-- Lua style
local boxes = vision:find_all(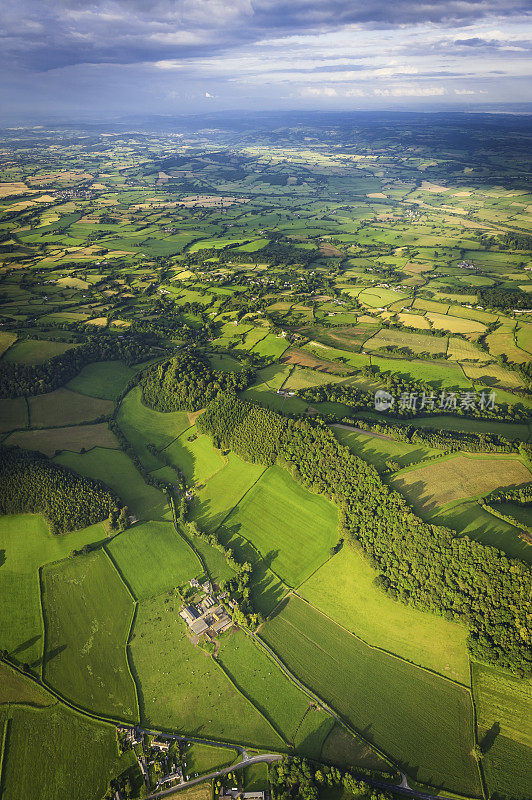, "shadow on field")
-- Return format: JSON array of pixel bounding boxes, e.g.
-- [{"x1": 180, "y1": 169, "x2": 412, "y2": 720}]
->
[
  {"x1": 0, "y1": 549, "x2": 5, "y2": 568},
  {"x1": 480, "y1": 722, "x2": 500, "y2": 754},
  {"x1": 10, "y1": 634, "x2": 41, "y2": 659}
]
